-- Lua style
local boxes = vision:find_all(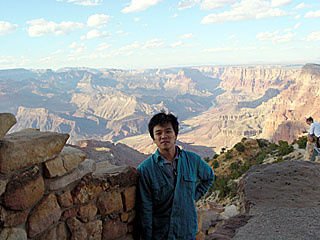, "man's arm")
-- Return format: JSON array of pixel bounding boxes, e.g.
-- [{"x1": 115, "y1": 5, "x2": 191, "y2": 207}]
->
[
  {"x1": 195, "y1": 156, "x2": 214, "y2": 200},
  {"x1": 137, "y1": 168, "x2": 153, "y2": 240}
]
